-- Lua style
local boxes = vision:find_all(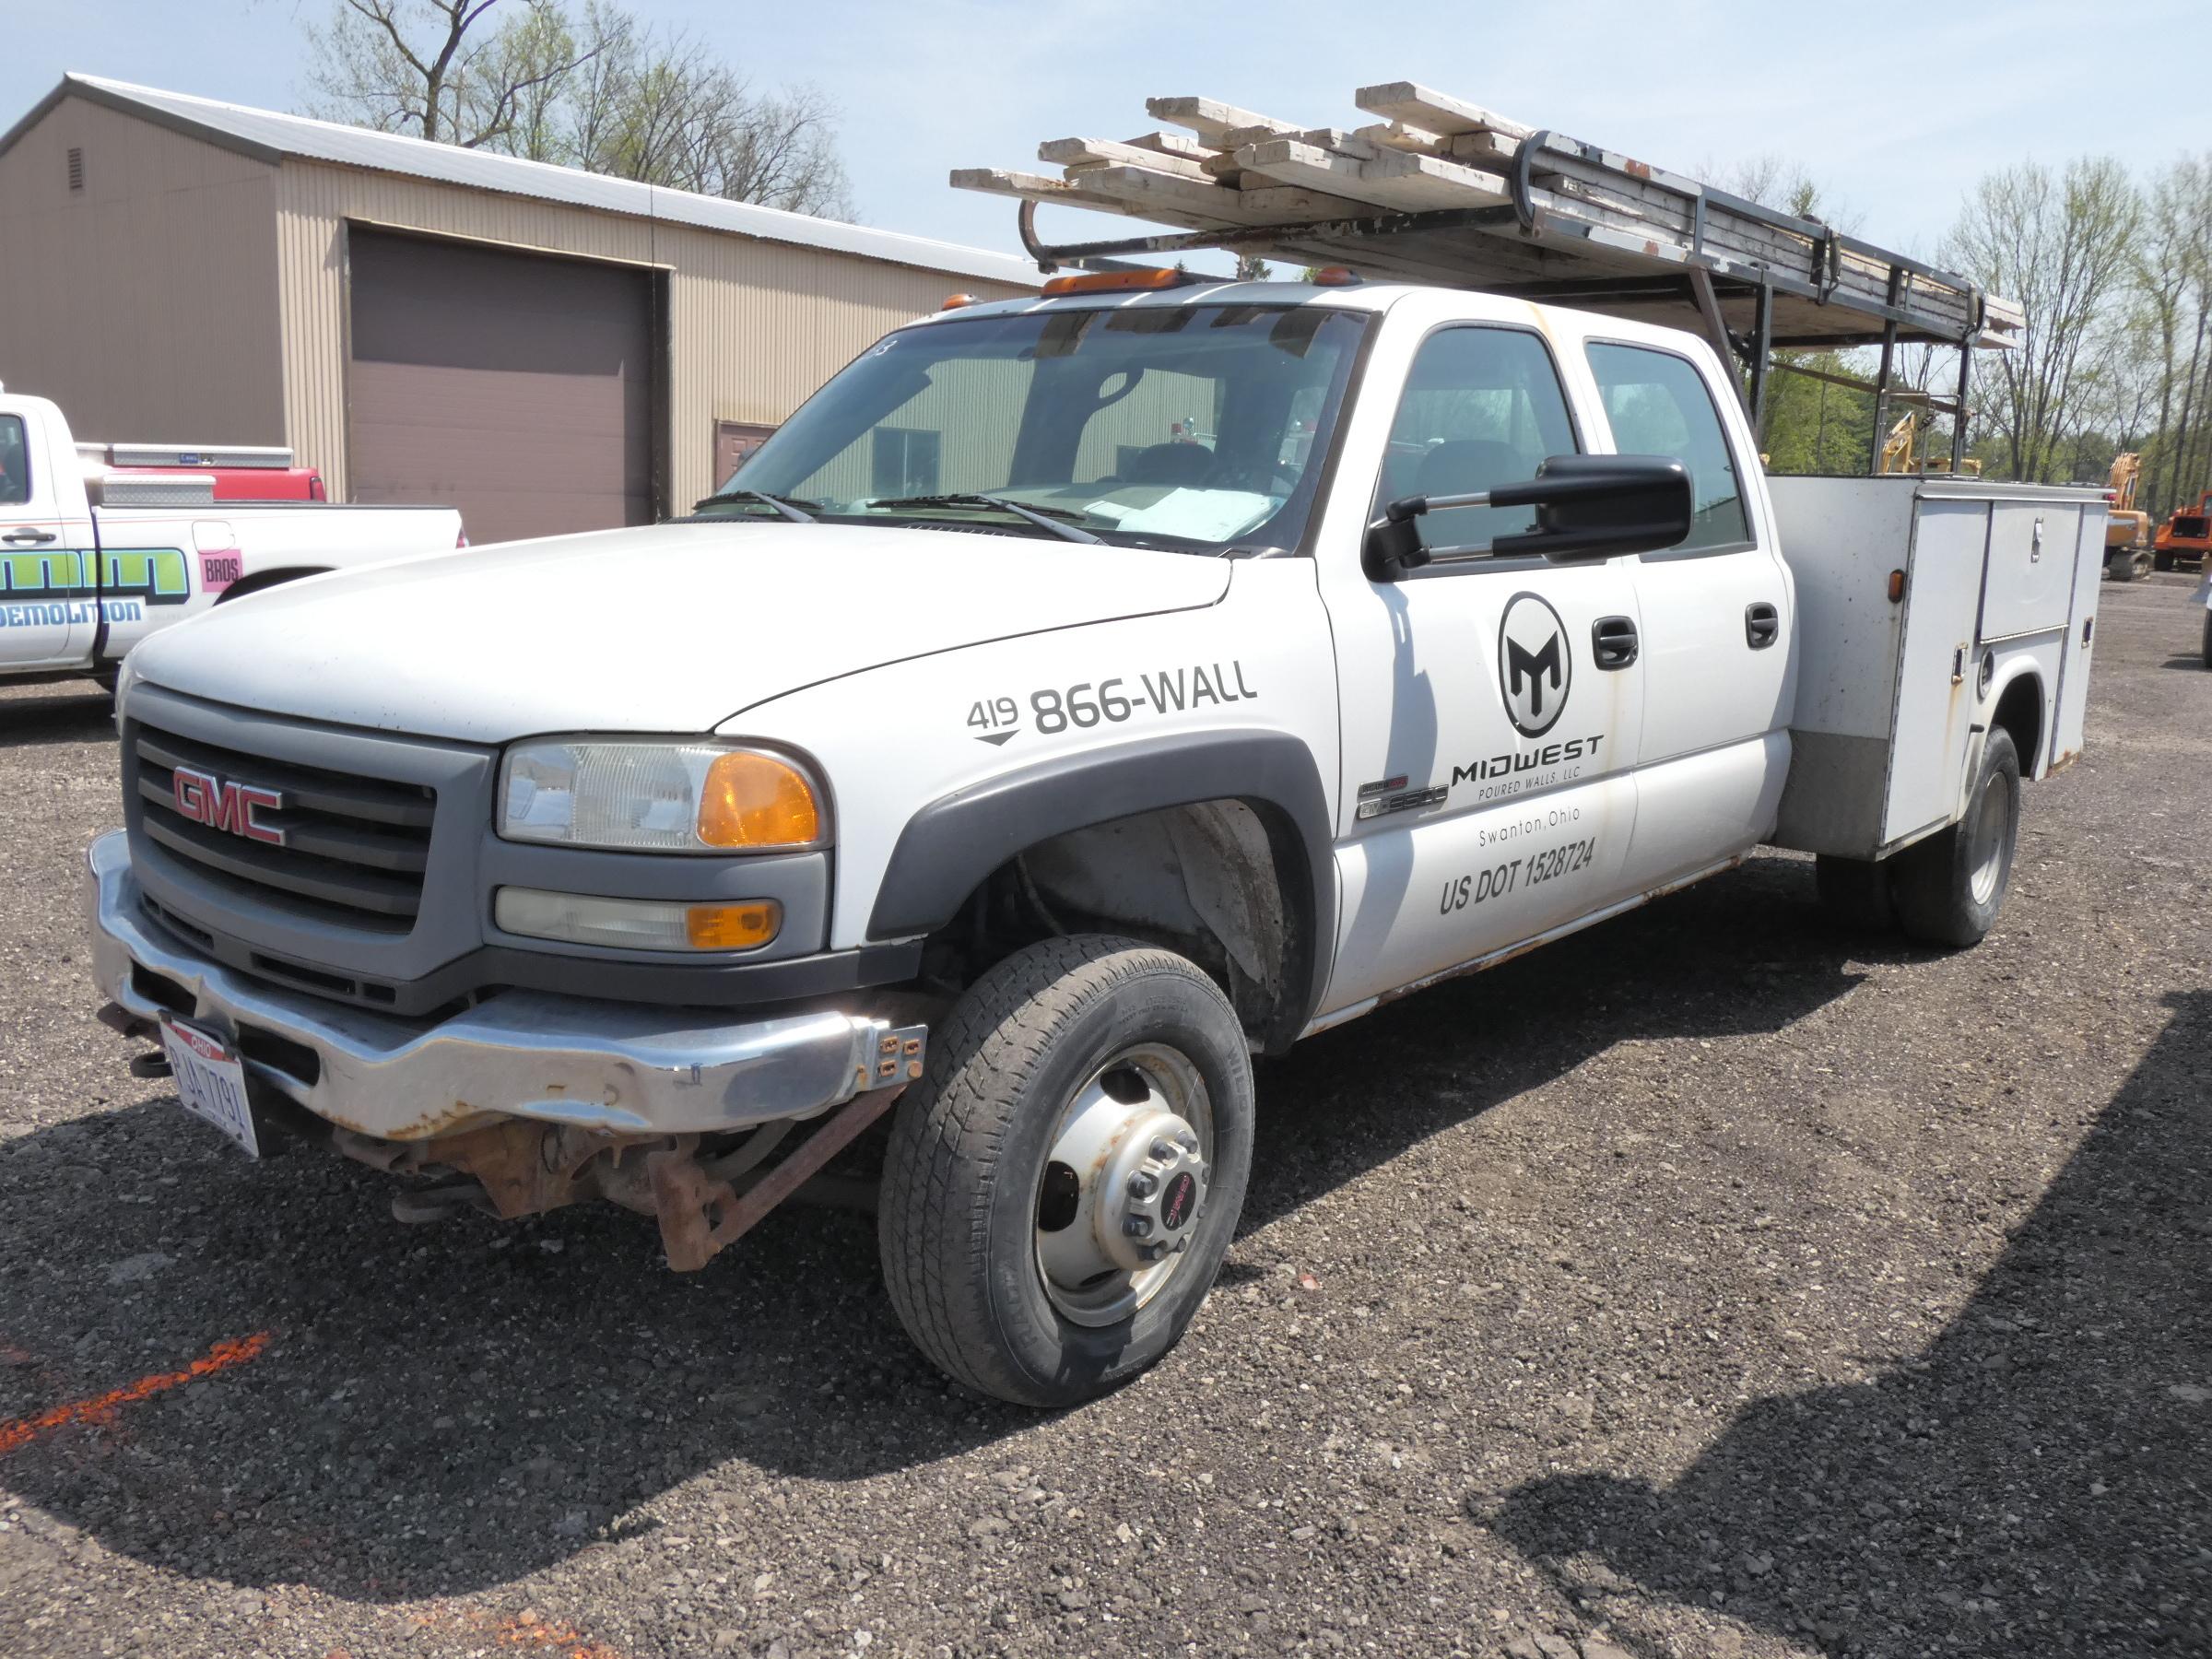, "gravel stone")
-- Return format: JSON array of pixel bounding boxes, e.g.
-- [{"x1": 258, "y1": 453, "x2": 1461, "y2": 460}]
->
[{"x1": 0, "y1": 575, "x2": 2206, "y2": 1658}]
